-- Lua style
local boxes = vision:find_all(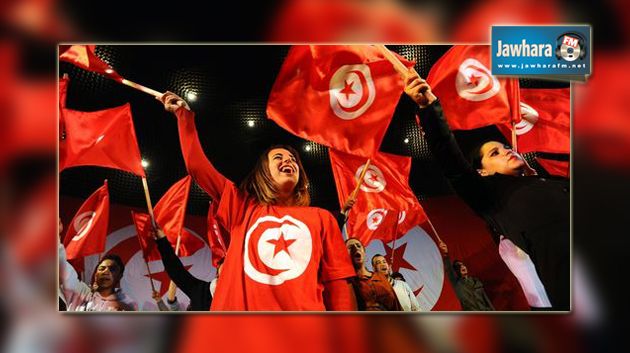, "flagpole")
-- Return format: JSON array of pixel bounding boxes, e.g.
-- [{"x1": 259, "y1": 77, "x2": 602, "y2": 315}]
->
[
  {"x1": 141, "y1": 176, "x2": 157, "y2": 227},
  {"x1": 134, "y1": 231, "x2": 157, "y2": 293},
  {"x1": 389, "y1": 211, "x2": 400, "y2": 268},
  {"x1": 511, "y1": 121, "x2": 519, "y2": 153},
  {"x1": 375, "y1": 45, "x2": 409, "y2": 77},
  {"x1": 425, "y1": 216, "x2": 443, "y2": 244},
  {"x1": 121, "y1": 79, "x2": 163, "y2": 98},
  {"x1": 343, "y1": 159, "x2": 371, "y2": 216}
]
